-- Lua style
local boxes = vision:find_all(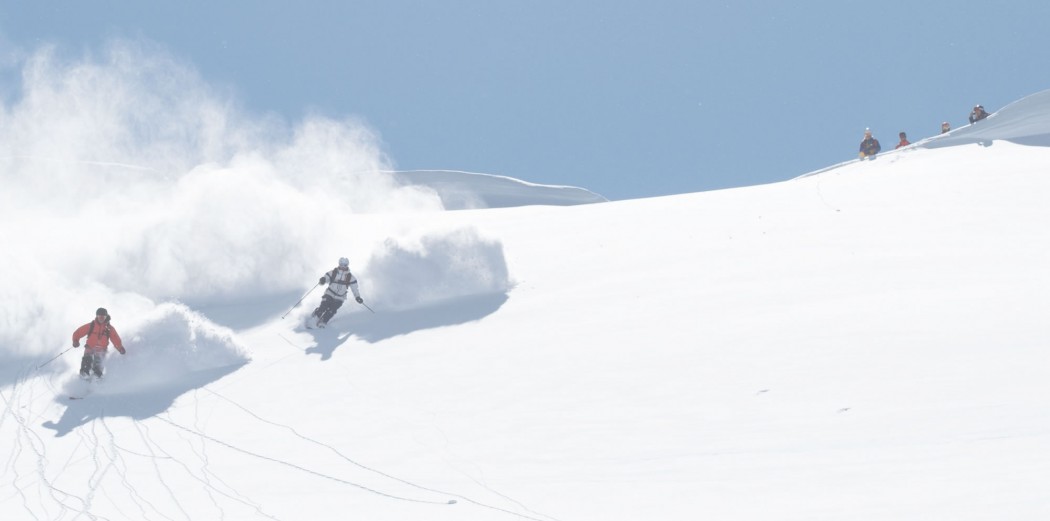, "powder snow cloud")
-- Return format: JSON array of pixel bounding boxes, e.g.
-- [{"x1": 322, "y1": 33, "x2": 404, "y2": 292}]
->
[{"x1": 0, "y1": 40, "x2": 450, "y2": 356}]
